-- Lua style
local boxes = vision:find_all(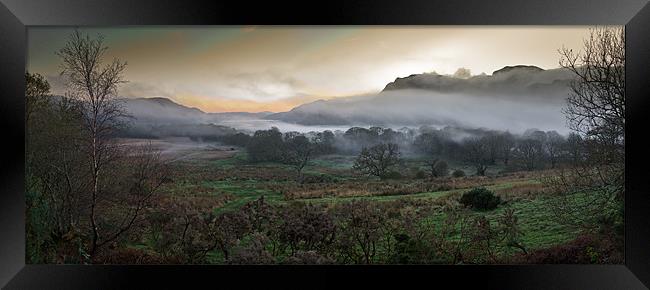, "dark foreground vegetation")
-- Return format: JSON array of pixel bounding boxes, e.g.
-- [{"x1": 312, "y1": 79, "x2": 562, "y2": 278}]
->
[{"x1": 26, "y1": 27, "x2": 624, "y2": 264}]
